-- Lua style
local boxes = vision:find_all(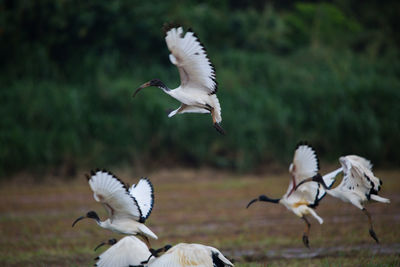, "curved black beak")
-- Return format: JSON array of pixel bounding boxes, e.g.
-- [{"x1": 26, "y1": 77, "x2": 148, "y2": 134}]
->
[
  {"x1": 94, "y1": 242, "x2": 105, "y2": 251},
  {"x1": 247, "y1": 195, "x2": 280, "y2": 208},
  {"x1": 133, "y1": 81, "x2": 151, "y2": 97},
  {"x1": 72, "y1": 216, "x2": 85, "y2": 227},
  {"x1": 94, "y1": 238, "x2": 117, "y2": 251},
  {"x1": 246, "y1": 198, "x2": 259, "y2": 209}
]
